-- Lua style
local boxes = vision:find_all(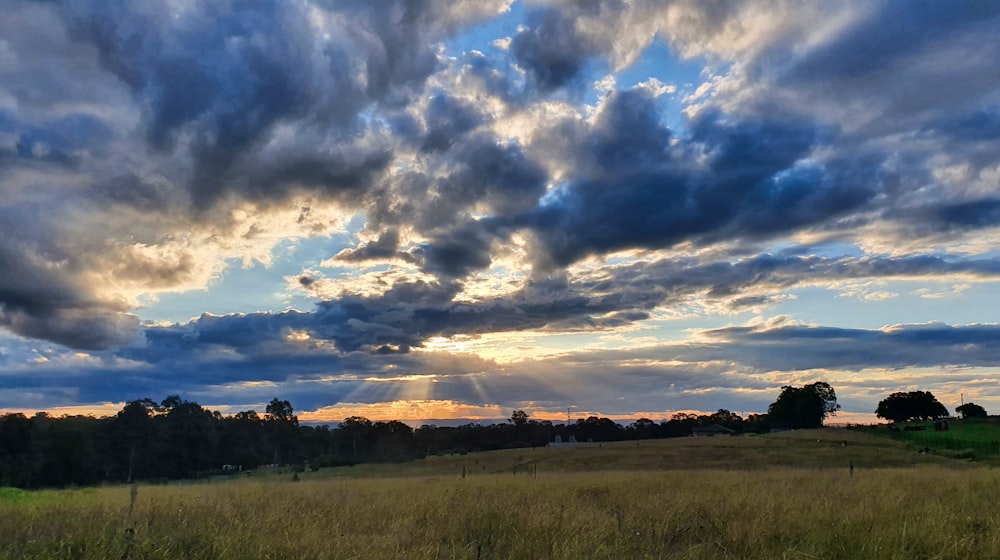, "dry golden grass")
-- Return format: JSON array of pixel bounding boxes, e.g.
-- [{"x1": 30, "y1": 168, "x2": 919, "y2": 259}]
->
[{"x1": 2, "y1": 430, "x2": 998, "y2": 560}]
